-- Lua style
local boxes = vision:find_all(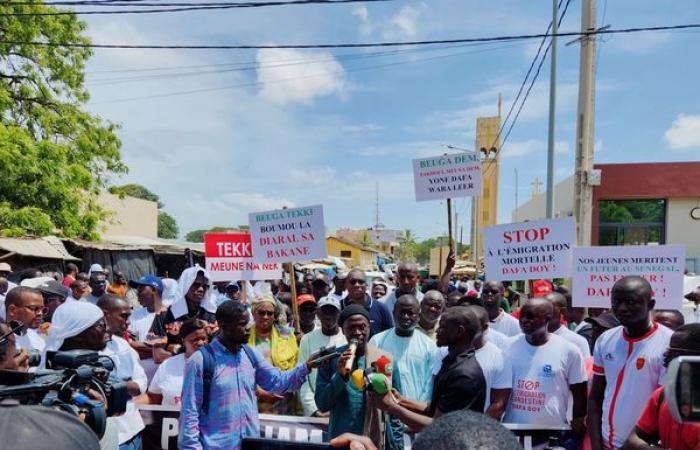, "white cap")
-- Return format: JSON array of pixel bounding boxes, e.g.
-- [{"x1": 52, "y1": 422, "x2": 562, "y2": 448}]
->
[
  {"x1": 89, "y1": 263, "x2": 104, "y2": 275},
  {"x1": 0, "y1": 262, "x2": 11, "y2": 272},
  {"x1": 317, "y1": 296, "x2": 341, "y2": 310}
]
